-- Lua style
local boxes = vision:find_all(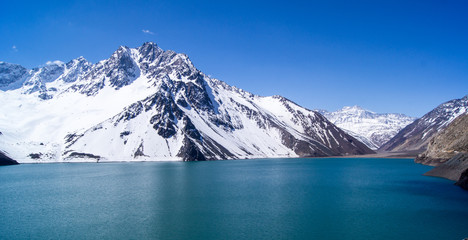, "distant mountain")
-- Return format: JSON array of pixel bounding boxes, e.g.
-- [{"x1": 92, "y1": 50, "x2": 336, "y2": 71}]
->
[
  {"x1": 380, "y1": 95, "x2": 468, "y2": 153},
  {"x1": 0, "y1": 42, "x2": 373, "y2": 163},
  {"x1": 318, "y1": 106, "x2": 415, "y2": 150}
]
